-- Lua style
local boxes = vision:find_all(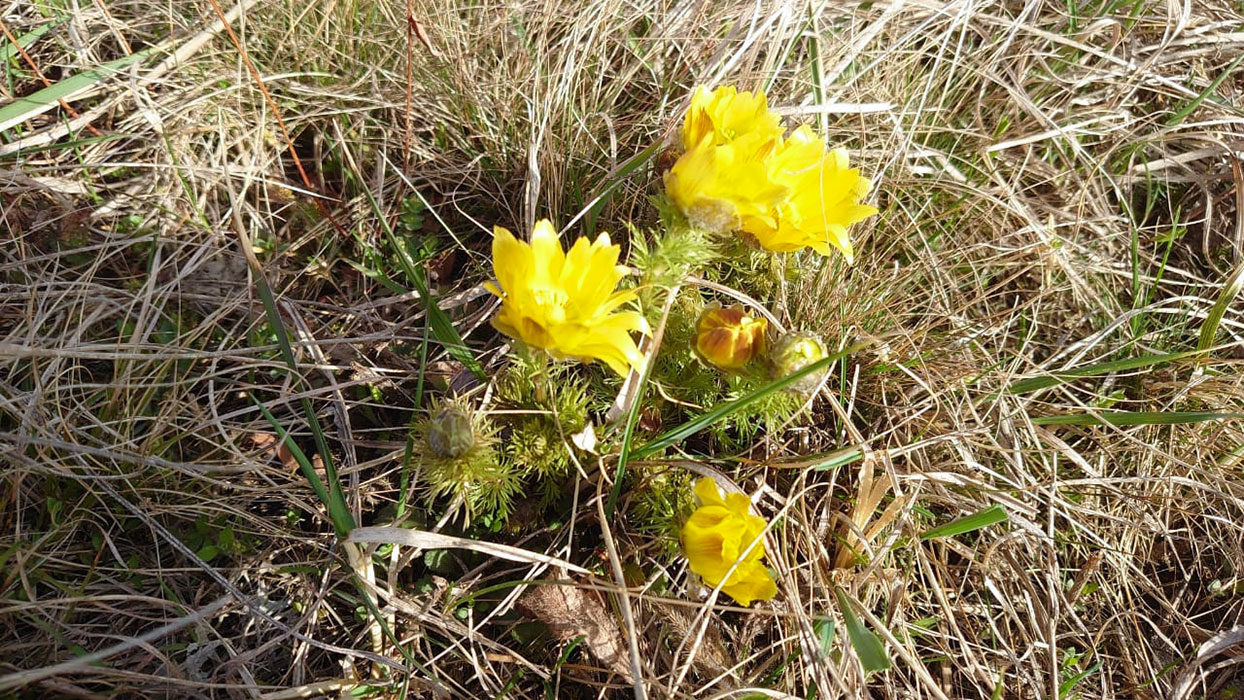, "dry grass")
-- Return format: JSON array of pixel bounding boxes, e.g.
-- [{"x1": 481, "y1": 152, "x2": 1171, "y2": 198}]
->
[{"x1": 3, "y1": 0, "x2": 1244, "y2": 698}]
